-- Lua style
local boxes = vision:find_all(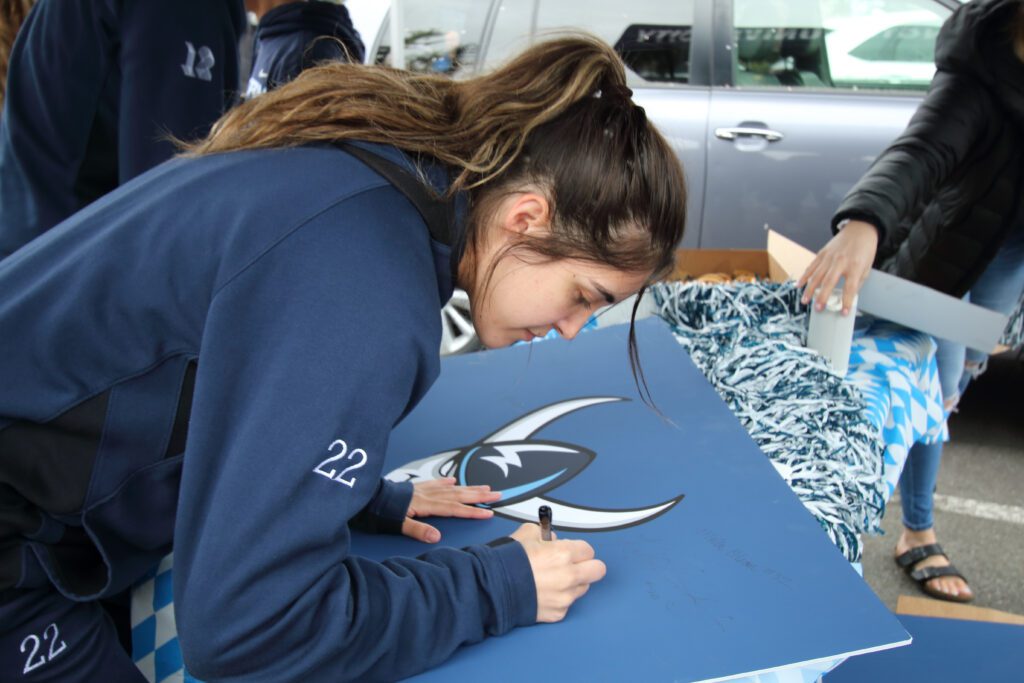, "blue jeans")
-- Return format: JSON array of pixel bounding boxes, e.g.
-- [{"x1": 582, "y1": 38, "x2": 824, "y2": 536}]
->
[{"x1": 900, "y1": 226, "x2": 1024, "y2": 530}]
